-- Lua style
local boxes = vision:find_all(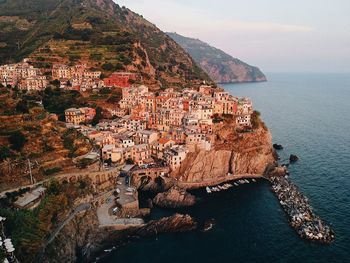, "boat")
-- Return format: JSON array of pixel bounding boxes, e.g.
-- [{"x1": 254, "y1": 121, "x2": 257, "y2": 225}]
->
[
  {"x1": 244, "y1": 179, "x2": 249, "y2": 184},
  {"x1": 234, "y1": 182, "x2": 239, "y2": 186},
  {"x1": 252, "y1": 179, "x2": 256, "y2": 182},
  {"x1": 206, "y1": 187, "x2": 212, "y2": 194},
  {"x1": 202, "y1": 219, "x2": 215, "y2": 232},
  {"x1": 212, "y1": 187, "x2": 218, "y2": 192}
]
